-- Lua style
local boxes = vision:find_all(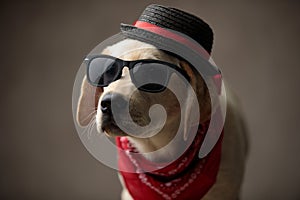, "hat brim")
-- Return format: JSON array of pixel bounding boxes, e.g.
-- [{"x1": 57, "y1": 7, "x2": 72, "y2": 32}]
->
[{"x1": 120, "y1": 23, "x2": 220, "y2": 77}]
